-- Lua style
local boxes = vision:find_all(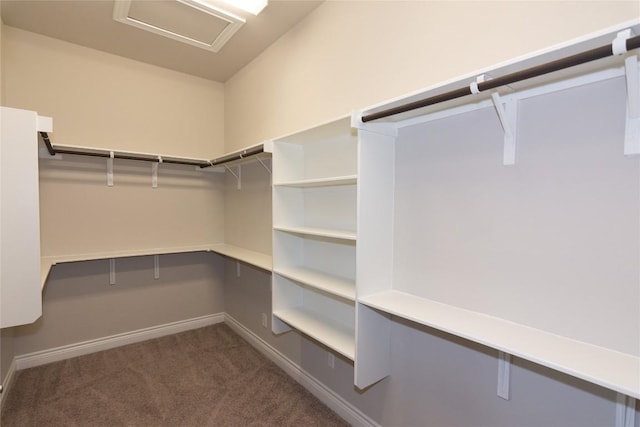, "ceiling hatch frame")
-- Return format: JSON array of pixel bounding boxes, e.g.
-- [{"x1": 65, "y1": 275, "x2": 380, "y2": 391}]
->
[{"x1": 113, "y1": 0, "x2": 245, "y2": 53}]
